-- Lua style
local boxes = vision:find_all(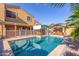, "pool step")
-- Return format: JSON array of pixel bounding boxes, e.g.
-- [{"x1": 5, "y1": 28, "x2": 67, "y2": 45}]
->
[
  {"x1": 13, "y1": 40, "x2": 29, "y2": 51},
  {"x1": 13, "y1": 40, "x2": 34, "y2": 55},
  {"x1": 13, "y1": 40, "x2": 29, "y2": 54}
]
